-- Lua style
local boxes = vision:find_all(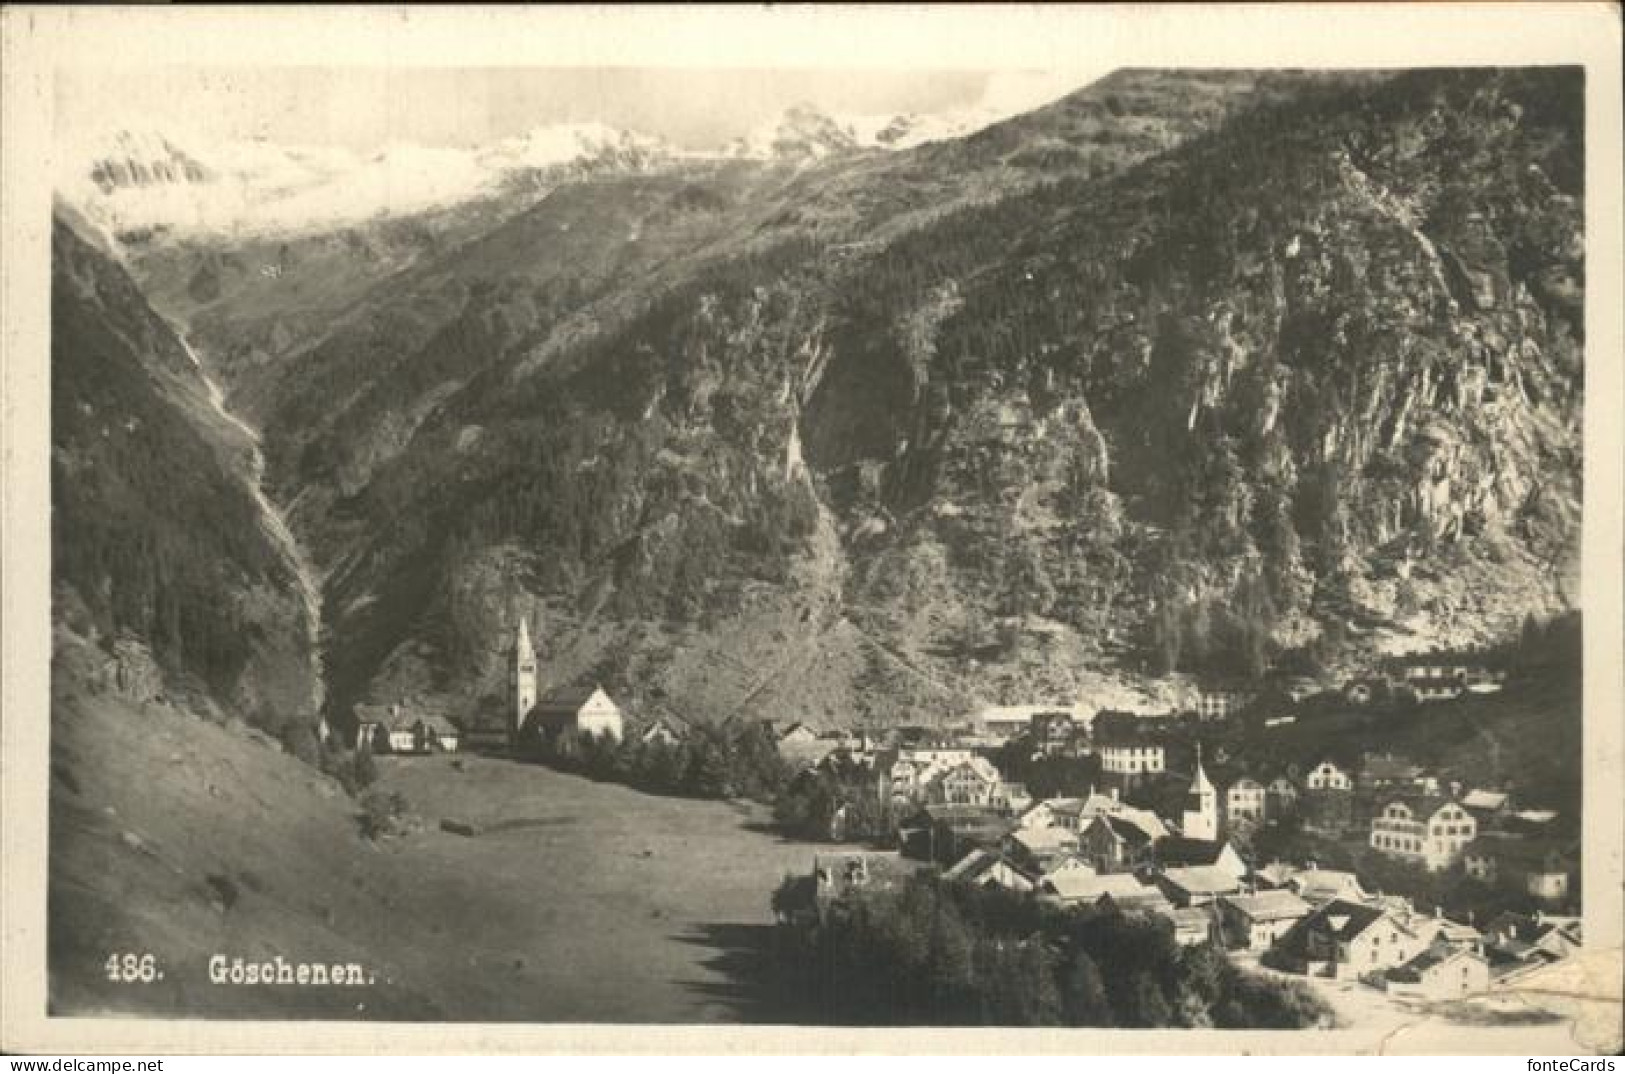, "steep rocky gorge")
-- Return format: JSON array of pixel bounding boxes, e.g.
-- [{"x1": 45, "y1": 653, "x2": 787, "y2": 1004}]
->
[{"x1": 51, "y1": 219, "x2": 322, "y2": 727}]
